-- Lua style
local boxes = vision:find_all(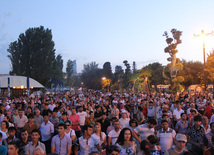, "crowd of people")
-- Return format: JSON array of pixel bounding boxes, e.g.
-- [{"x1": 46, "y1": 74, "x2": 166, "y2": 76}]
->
[{"x1": 0, "y1": 89, "x2": 214, "y2": 155}]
